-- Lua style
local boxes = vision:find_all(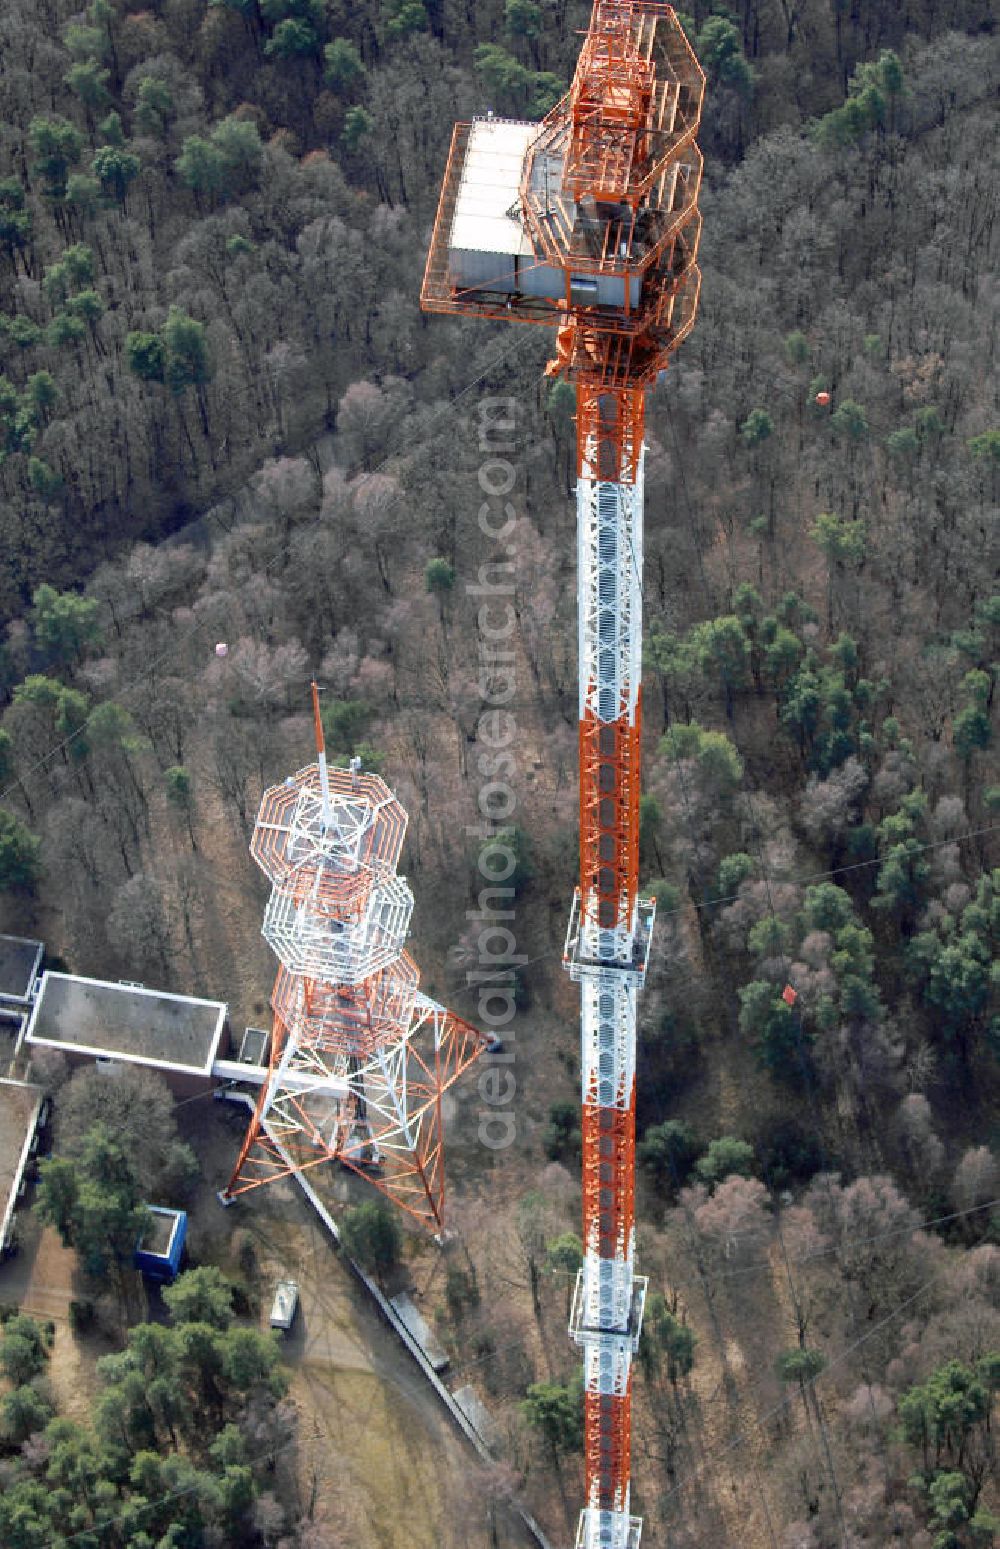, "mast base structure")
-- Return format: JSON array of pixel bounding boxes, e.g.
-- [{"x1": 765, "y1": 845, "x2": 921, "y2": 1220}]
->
[
  {"x1": 222, "y1": 685, "x2": 488, "y2": 1235},
  {"x1": 422, "y1": 4, "x2": 705, "y2": 1542}
]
